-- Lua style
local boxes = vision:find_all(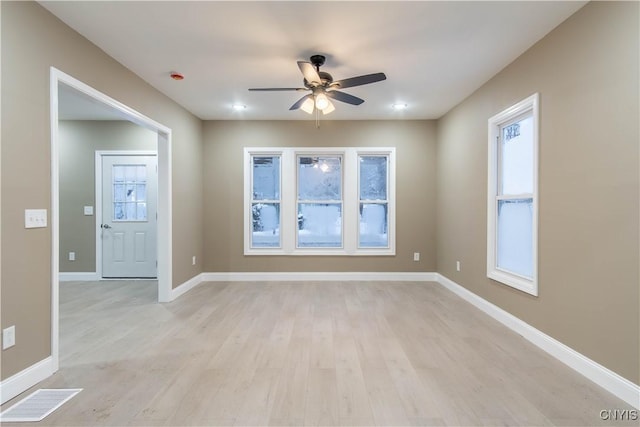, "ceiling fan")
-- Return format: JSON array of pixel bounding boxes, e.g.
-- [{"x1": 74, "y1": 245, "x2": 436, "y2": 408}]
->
[{"x1": 248, "y1": 55, "x2": 386, "y2": 115}]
